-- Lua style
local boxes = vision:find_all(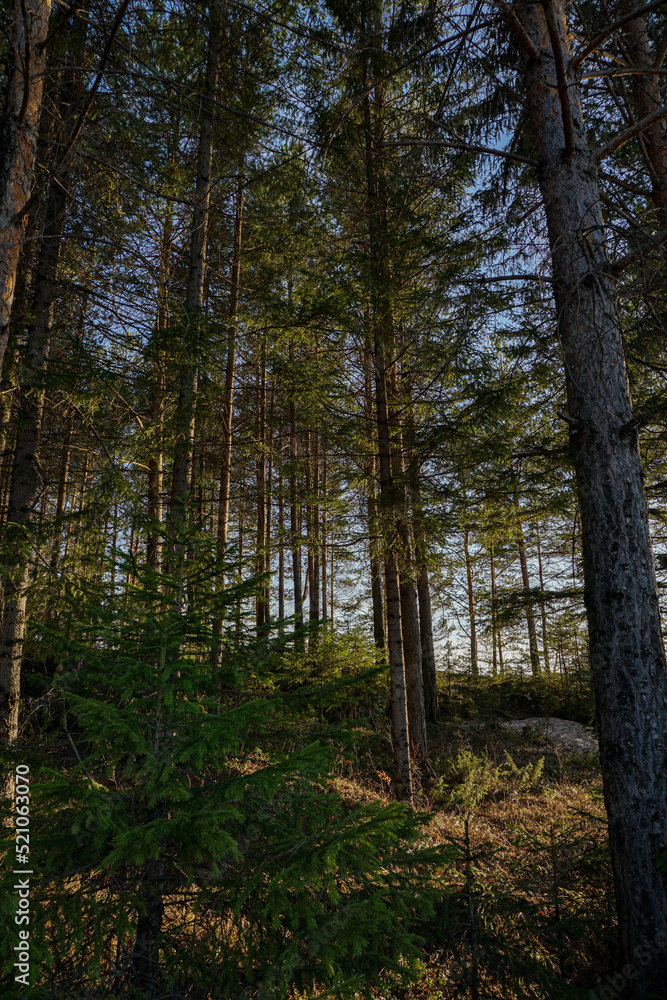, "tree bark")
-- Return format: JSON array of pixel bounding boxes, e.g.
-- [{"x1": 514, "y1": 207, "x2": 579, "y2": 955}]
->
[
  {"x1": 511, "y1": 1, "x2": 667, "y2": 991},
  {"x1": 0, "y1": 0, "x2": 52, "y2": 377}
]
